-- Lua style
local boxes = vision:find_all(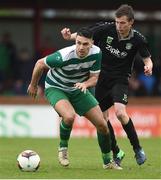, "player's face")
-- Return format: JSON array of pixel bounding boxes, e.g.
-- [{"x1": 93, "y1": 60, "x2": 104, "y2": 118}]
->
[
  {"x1": 76, "y1": 35, "x2": 93, "y2": 58},
  {"x1": 115, "y1": 16, "x2": 134, "y2": 37}
]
